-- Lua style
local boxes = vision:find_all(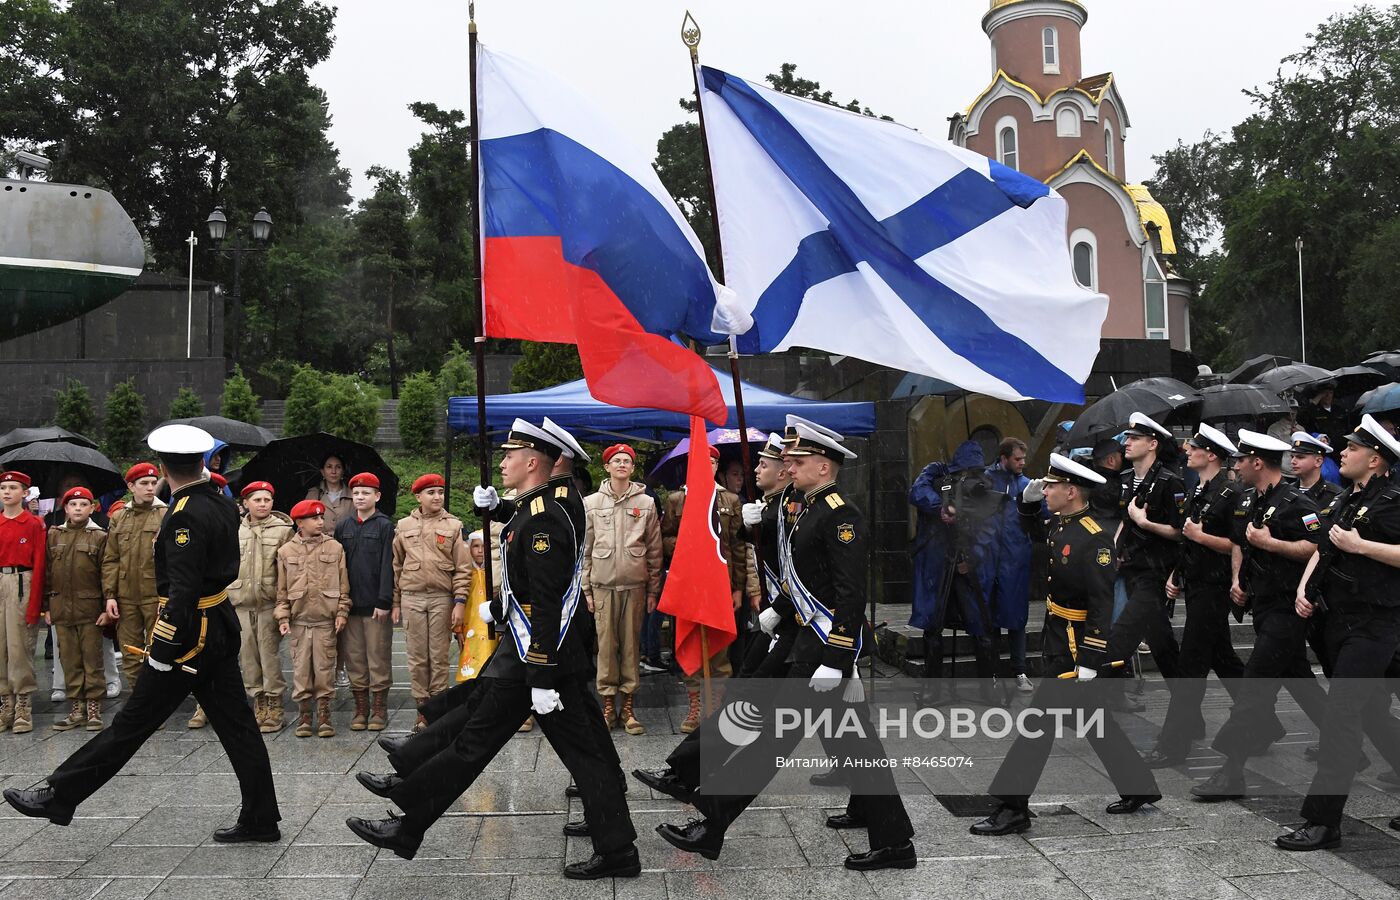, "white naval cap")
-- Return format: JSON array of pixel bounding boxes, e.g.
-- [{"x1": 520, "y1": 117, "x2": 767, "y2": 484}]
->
[
  {"x1": 786, "y1": 422, "x2": 857, "y2": 461},
  {"x1": 783, "y1": 414, "x2": 844, "y2": 445},
  {"x1": 1123, "y1": 411, "x2": 1173, "y2": 442},
  {"x1": 758, "y1": 432, "x2": 785, "y2": 460},
  {"x1": 1186, "y1": 423, "x2": 1240, "y2": 459},
  {"x1": 1236, "y1": 428, "x2": 1292, "y2": 462},
  {"x1": 1043, "y1": 452, "x2": 1107, "y2": 488},
  {"x1": 1343, "y1": 414, "x2": 1400, "y2": 465},
  {"x1": 1289, "y1": 431, "x2": 1333, "y2": 455},
  {"x1": 147, "y1": 423, "x2": 216, "y2": 455},
  {"x1": 499, "y1": 418, "x2": 565, "y2": 461},
  {"x1": 541, "y1": 417, "x2": 589, "y2": 463}
]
